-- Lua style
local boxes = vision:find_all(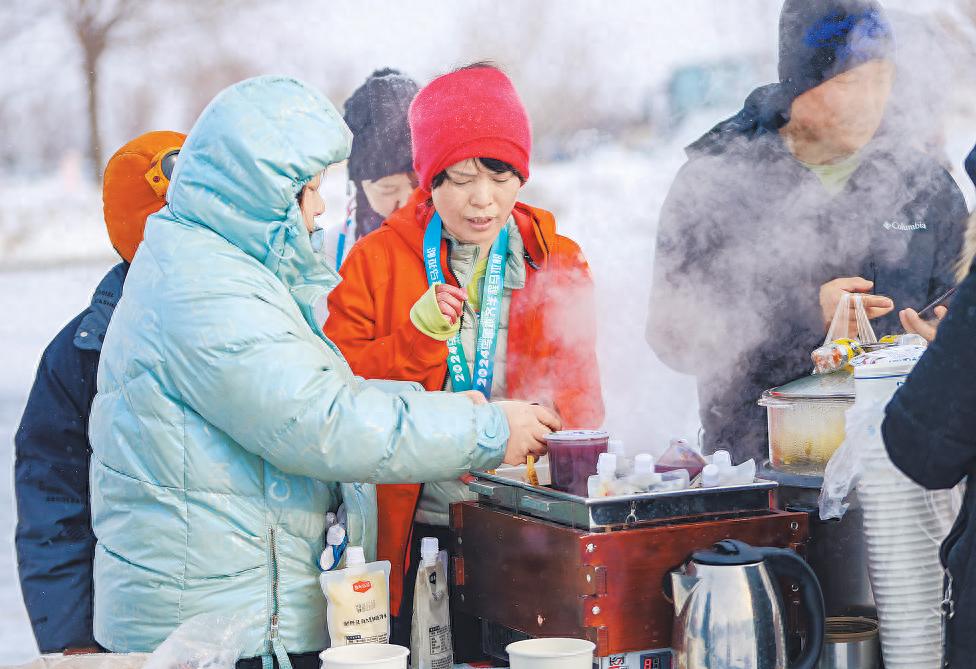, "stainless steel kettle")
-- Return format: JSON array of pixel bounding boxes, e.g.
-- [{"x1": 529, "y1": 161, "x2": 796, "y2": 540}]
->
[{"x1": 670, "y1": 539, "x2": 825, "y2": 669}]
